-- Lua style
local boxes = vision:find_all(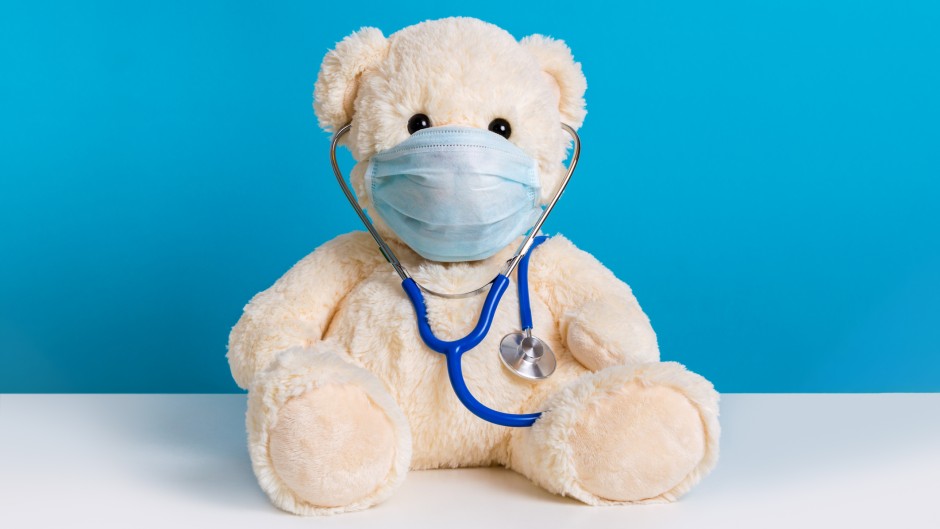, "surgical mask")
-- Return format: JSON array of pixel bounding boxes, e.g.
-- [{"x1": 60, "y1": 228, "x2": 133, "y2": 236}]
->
[{"x1": 364, "y1": 126, "x2": 543, "y2": 262}]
